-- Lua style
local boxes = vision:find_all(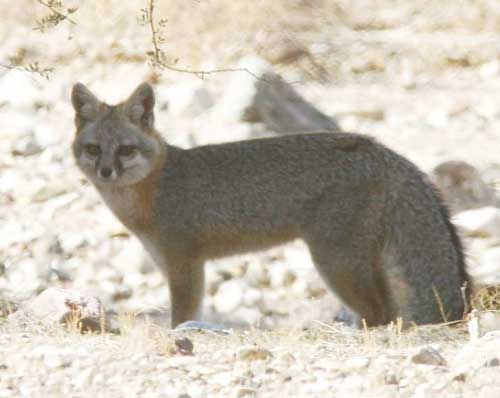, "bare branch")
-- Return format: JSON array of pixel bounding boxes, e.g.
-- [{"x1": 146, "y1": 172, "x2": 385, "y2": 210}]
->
[
  {"x1": 0, "y1": 62, "x2": 53, "y2": 80},
  {"x1": 144, "y1": 0, "x2": 261, "y2": 80}
]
